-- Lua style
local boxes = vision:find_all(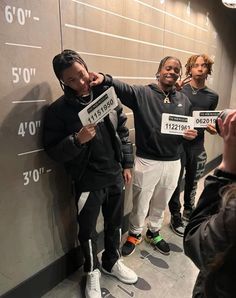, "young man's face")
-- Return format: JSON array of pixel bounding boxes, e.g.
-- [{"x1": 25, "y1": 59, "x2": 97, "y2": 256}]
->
[
  {"x1": 61, "y1": 62, "x2": 90, "y2": 96},
  {"x1": 158, "y1": 58, "x2": 181, "y2": 87},
  {"x1": 190, "y1": 56, "x2": 208, "y2": 80}
]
